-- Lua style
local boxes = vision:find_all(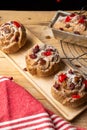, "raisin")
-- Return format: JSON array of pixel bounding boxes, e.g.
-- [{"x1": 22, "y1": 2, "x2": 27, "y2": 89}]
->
[
  {"x1": 59, "y1": 27, "x2": 64, "y2": 31},
  {"x1": 69, "y1": 83, "x2": 75, "y2": 90},
  {"x1": 29, "y1": 54, "x2": 37, "y2": 59},
  {"x1": 53, "y1": 82, "x2": 60, "y2": 90},
  {"x1": 81, "y1": 15, "x2": 86, "y2": 19},
  {"x1": 33, "y1": 45, "x2": 40, "y2": 53},
  {"x1": 39, "y1": 58, "x2": 46, "y2": 65},
  {"x1": 70, "y1": 13, "x2": 76, "y2": 17},
  {"x1": 68, "y1": 69, "x2": 74, "y2": 74},
  {"x1": 65, "y1": 24, "x2": 70, "y2": 28},
  {"x1": 74, "y1": 31, "x2": 80, "y2": 35},
  {"x1": 46, "y1": 48, "x2": 53, "y2": 52},
  {"x1": 23, "y1": 67, "x2": 27, "y2": 71},
  {"x1": 45, "y1": 35, "x2": 51, "y2": 39}
]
